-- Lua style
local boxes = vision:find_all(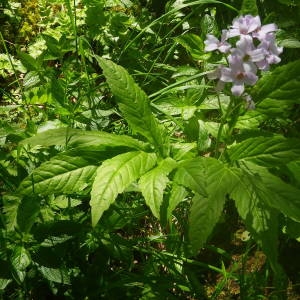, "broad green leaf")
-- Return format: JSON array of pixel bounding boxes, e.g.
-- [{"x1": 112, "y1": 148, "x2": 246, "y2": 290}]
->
[
  {"x1": 11, "y1": 246, "x2": 31, "y2": 271},
  {"x1": 231, "y1": 167, "x2": 280, "y2": 272},
  {"x1": 18, "y1": 154, "x2": 98, "y2": 195},
  {"x1": 2, "y1": 195, "x2": 21, "y2": 231},
  {"x1": 285, "y1": 218, "x2": 300, "y2": 241},
  {"x1": 287, "y1": 160, "x2": 300, "y2": 188},
  {"x1": 174, "y1": 157, "x2": 237, "y2": 253},
  {"x1": 167, "y1": 183, "x2": 188, "y2": 220},
  {"x1": 175, "y1": 34, "x2": 209, "y2": 60},
  {"x1": 21, "y1": 128, "x2": 148, "y2": 151},
  {"x1": 96, "y1": 57, "x2": 170, "y2": 157},
  {"x1": 227, "y1": 136, "x2": 300, "y2": 167},
  {"x1": 279, "y1": 38, "x2": 300, "y2": 48},
  {"x1": 17, "y1": 196, "x2": 40, "y2": 233},
  {"x1": 252, "y1": 60, "x2": 300, "y2": 105},
  {"x1": 244, "y1": 162, "x2": 300, "y2": 222},
  {"x1": 174, "y1": 158, "x2": 209, "y2": 196},
  {"x1": 91, "y1": 151, "x2": 157, "y2": 226},
  {"x1": 17, "y1": 51, "x2": 40, "y2": 71},
  {"x1": 139, "y1": 157, "x2": 177, "y2": 219},
  {"x1": 38, "y1": 266, "x2": 70, "y2": 284}
]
